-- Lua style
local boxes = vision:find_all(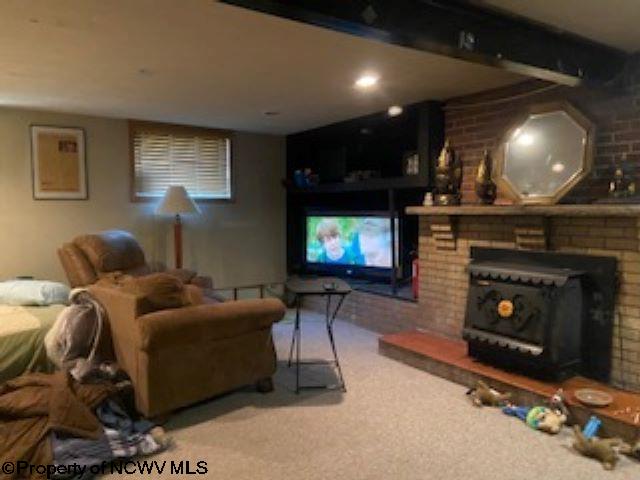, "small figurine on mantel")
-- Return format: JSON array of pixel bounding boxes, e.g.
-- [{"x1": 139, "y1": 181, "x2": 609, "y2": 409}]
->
[
  {"x1": 434, "y1": 139, "x2": 462, "y2": 206},
  {"x1": 475, "y1": 150, "x2": 497, "y2": 205},
  {"x1": 608, "y1": 164, "x2": 636, "y2": 199}
]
